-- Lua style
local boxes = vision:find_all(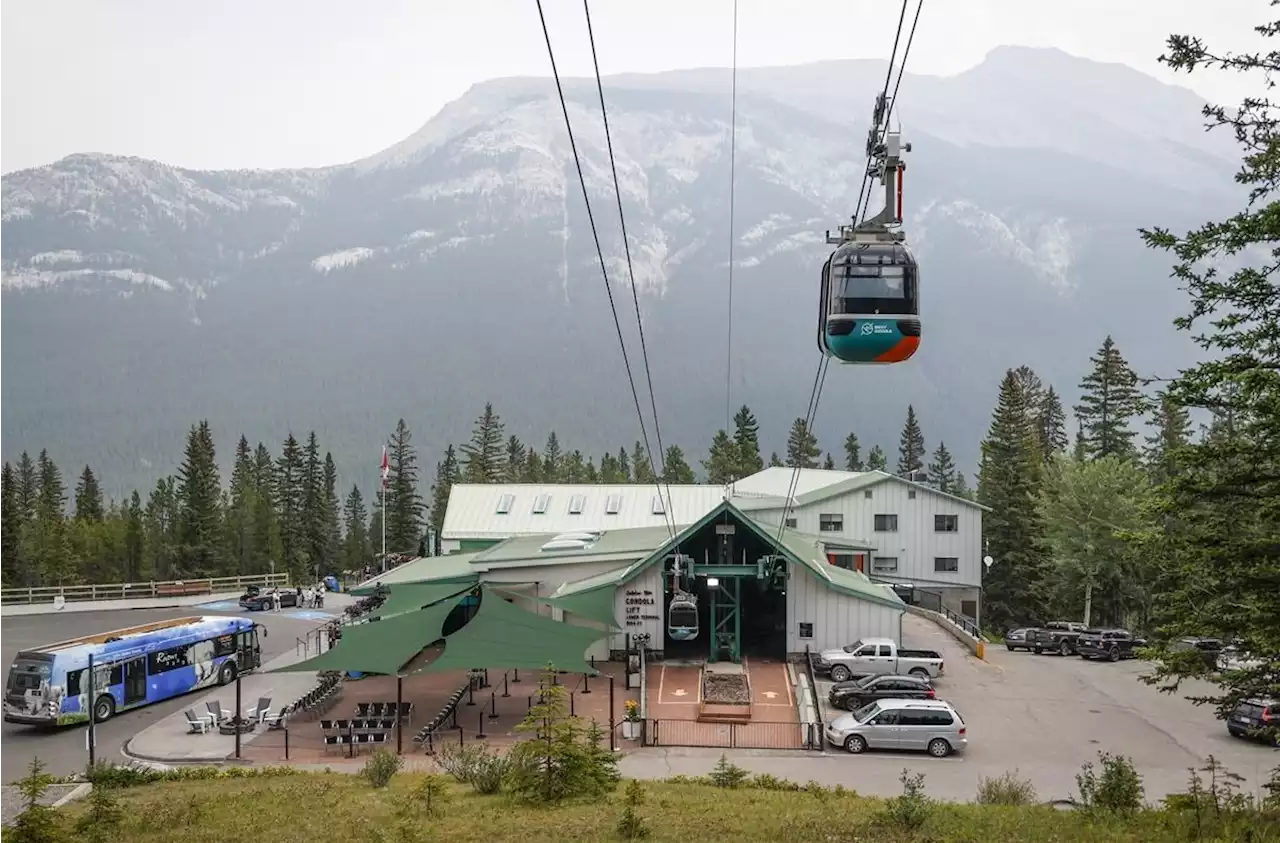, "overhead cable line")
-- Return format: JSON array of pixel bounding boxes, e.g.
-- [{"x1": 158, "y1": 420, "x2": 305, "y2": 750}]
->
[
  {"x1": 724, "y1": 0, "x2": 740, "y2": 455},
  {"x1": 581, "y1": 0, "x2": 680, "y2": 531},
  {"x1": 536, "y1": 0, "x2": 676, "y2": 539}
]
